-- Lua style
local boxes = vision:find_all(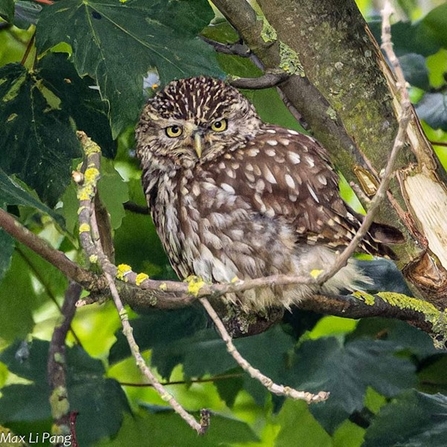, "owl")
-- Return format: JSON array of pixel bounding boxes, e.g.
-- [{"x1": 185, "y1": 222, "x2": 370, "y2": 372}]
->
[{"x1": 135, "y1": 76, "x2": 401, "y2": 311}]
